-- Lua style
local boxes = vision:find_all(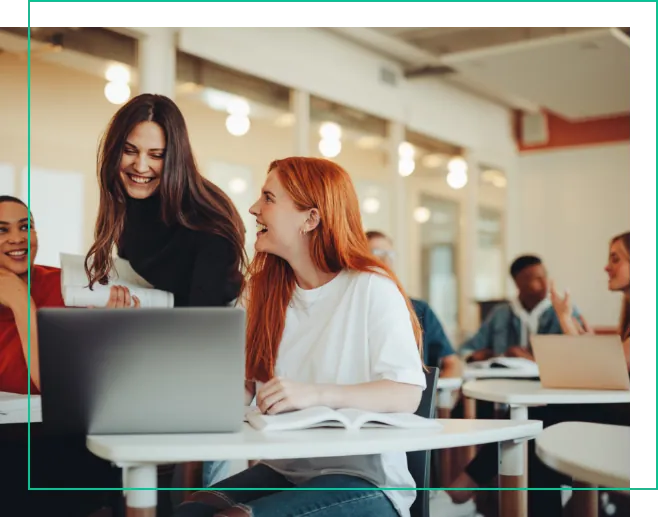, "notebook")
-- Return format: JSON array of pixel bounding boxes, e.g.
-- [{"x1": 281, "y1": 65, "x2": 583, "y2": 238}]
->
[
  {"x1": 245, "y1": 406, "x2": 444, "y2": 432},
  {"x1": 468, "y1": 357, "x2": 539, "y2": 375},
  {"x1": 60, "y1": 253, "x2": 174, "y2": 308}
]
